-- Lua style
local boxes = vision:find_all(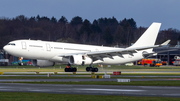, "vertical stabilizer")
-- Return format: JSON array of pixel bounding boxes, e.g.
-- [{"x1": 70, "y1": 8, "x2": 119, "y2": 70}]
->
[{"x1": 131, "y1": 22, "x2": 161, "y2": 48}]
